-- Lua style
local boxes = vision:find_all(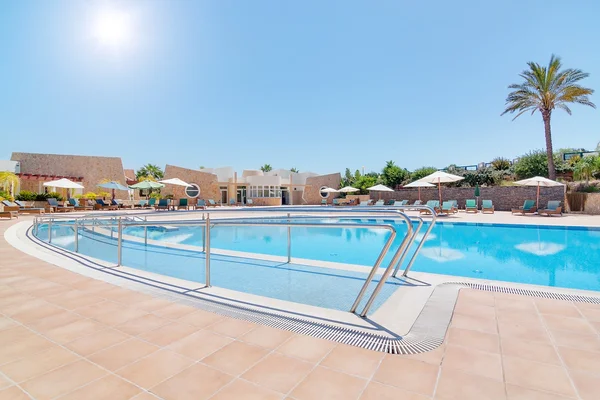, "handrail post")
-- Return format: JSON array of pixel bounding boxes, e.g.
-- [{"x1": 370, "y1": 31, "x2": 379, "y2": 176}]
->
[
  {"x1": 390, "y1": 217, "x2": 423, "y2": 277},
  {"x1": 205, "y1": 214, "x2": 211, "y2": 287},
  {"x1": 202, "y1": 221, "x2": 206, "y2": 252},
  {"x1": 117, "y1": 217, "x2": 122, "y2": 266},
  {"x1": 287, "y1": 213, "x2": 291, "y2": 263},
  {"x1": 401, "y1": 211, "x2": 437, "y2": 277},
  {"x1": 48, "y1": 219, "x2": 52, "y2": 243},
  {"x1": 144, "y1": 216, "x2": 148, "y2": 246},
  {"x1": 74, "y1": 221, "x2": 79, "y2": 253}
]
